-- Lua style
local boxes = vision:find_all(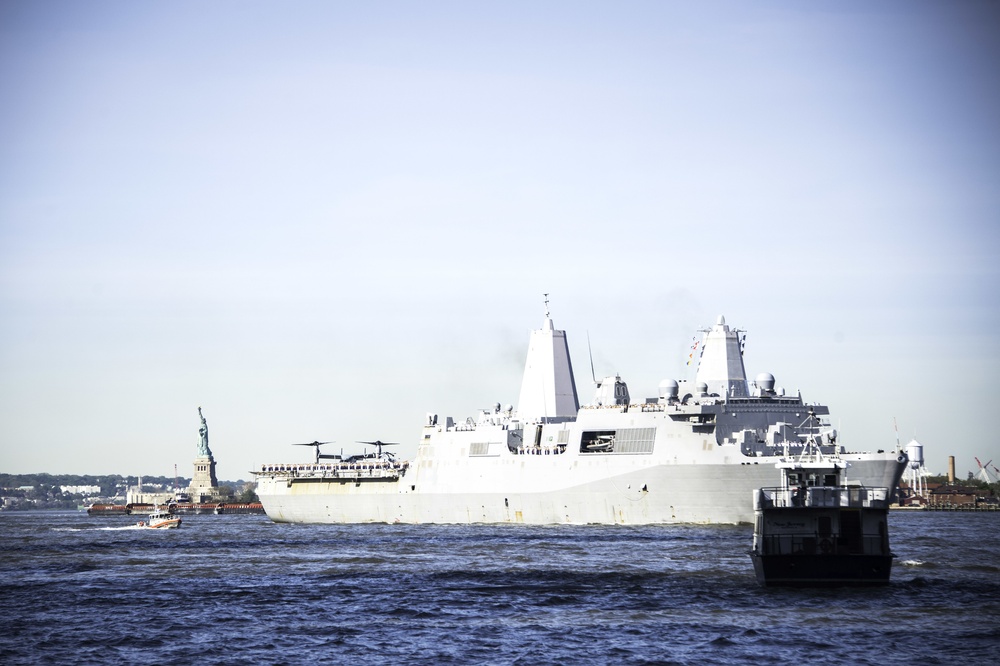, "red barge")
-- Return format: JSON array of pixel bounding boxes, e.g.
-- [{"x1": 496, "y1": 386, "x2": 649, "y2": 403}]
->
[{"x1": 87, "y1": 502, "x2": 265, "y2": 516}]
